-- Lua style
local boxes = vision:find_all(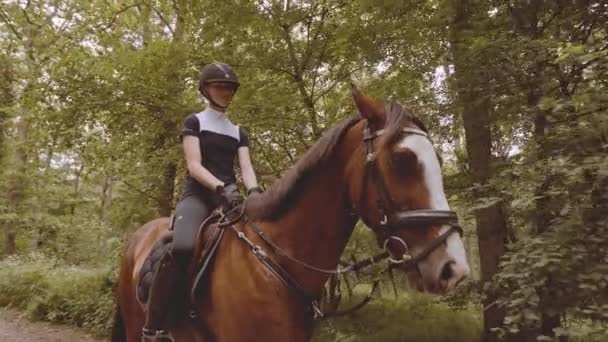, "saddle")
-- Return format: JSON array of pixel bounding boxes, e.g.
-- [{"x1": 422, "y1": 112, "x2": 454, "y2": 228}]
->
[{"x1": 136, "y1": 209, "x2": 227, "y2": 307}]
